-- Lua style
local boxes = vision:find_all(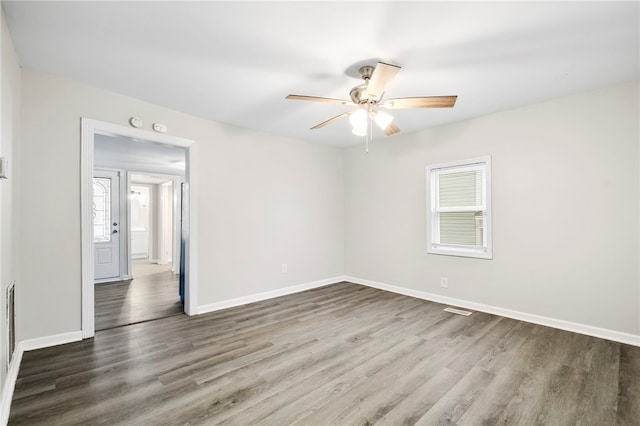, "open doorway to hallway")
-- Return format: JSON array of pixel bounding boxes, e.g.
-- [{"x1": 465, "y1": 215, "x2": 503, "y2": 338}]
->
[
  {"x1": 82, "y1": 118, "x2": 197, "y2": 338},
  {"x1": 93, "y1": 135, "x2": 186, "y2": 331}
]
